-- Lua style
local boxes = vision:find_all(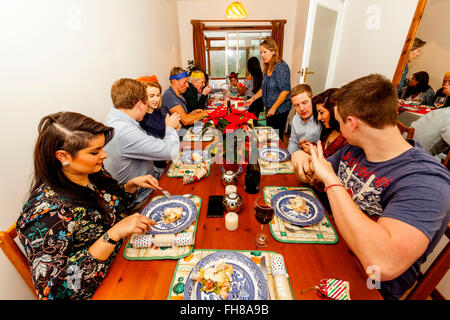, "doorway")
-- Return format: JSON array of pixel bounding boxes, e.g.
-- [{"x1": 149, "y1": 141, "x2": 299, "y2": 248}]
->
[{"x1": 300, "y1": 0, "x2": 344, "y2": 93}]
